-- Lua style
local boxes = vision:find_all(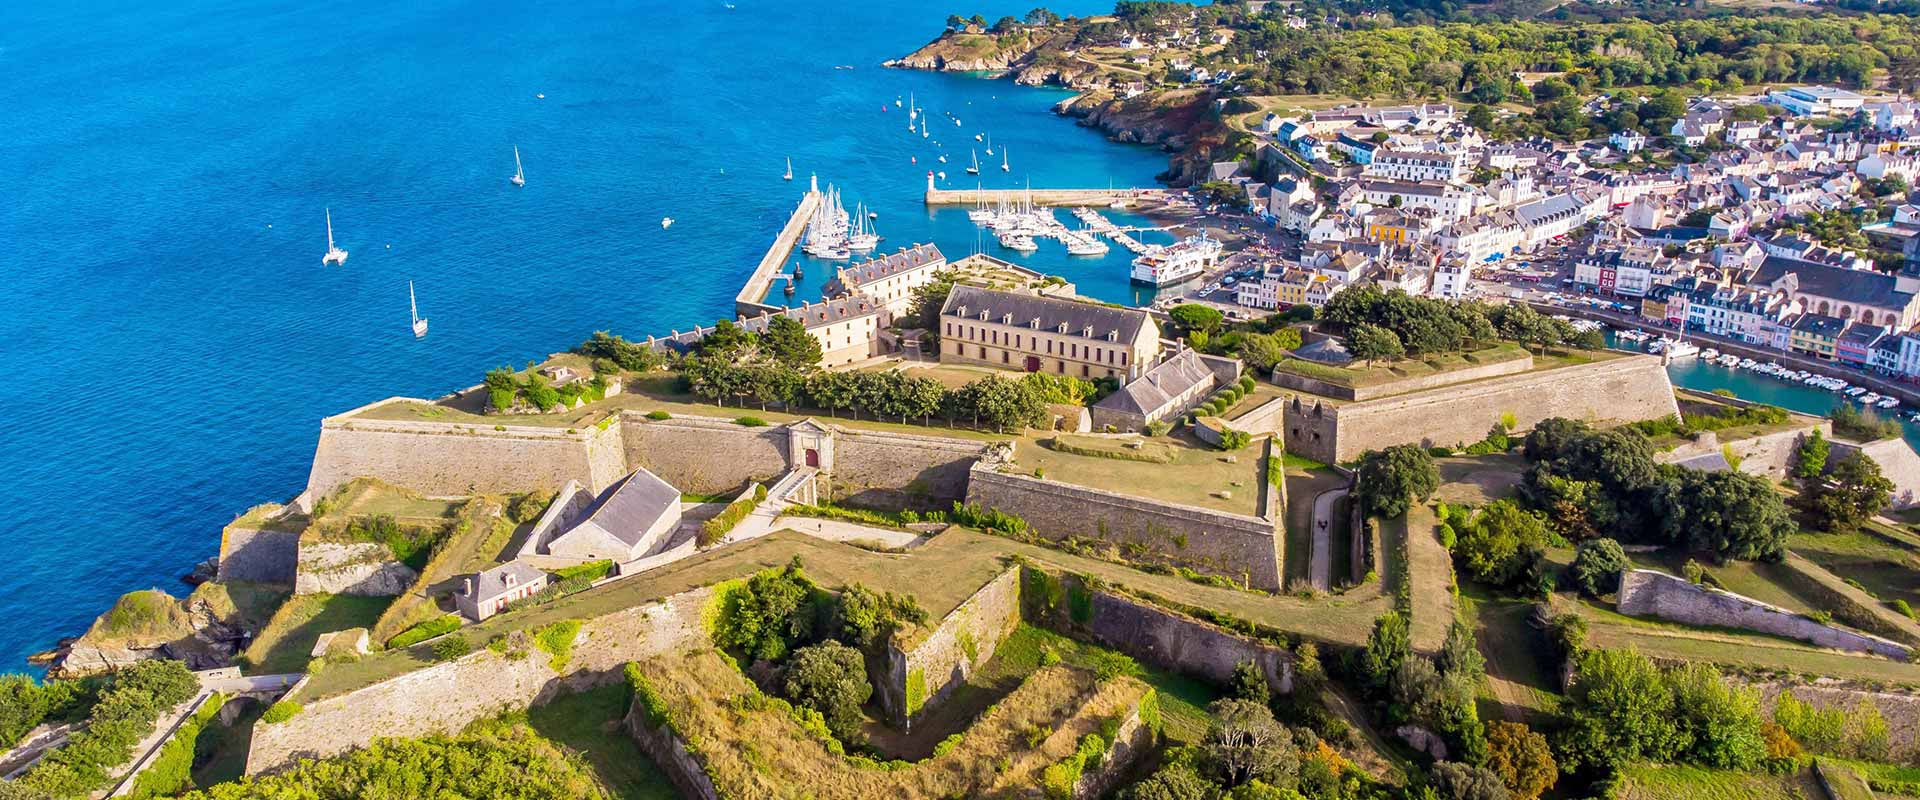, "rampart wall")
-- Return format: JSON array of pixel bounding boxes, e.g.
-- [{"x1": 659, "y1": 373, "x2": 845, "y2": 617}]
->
[
  {"x1": 302, "y1": 405, "x2": 623, "y2": 503},
  {"x1": 1832, "y1": 437, "x2": 1920, "y2": 510},
  {"x1": 830, "y1": 428, "x2": 990, "y2": 511},
  {"x1": 1617, "y1": 569, "x2": 1912, "y2": 661},
  {"x1": 1282, "y1": 355, "x2": 1680, "y2": 463},
  {"x1": 217, "y1": 527, "x2": 299, "y2": 585},
  {"x1": 966, "y1": 465, "x2": 1283, "y2": 591},
  {"x1": 619, "y1": 414, "x2": 790, "y2": 495},
  {"x1": 1042, "y1": 571, "x2": 1292, "y2": 695},
  {"x1": 1270, "y1": 352, "x2": 1534, "y2": 402},
  {"x1": 245, "y1": 584, "x2": 716, "y2": 773},
  {"x1": 880, "y1": 568, "x2": 1022, "y2": 728}
]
